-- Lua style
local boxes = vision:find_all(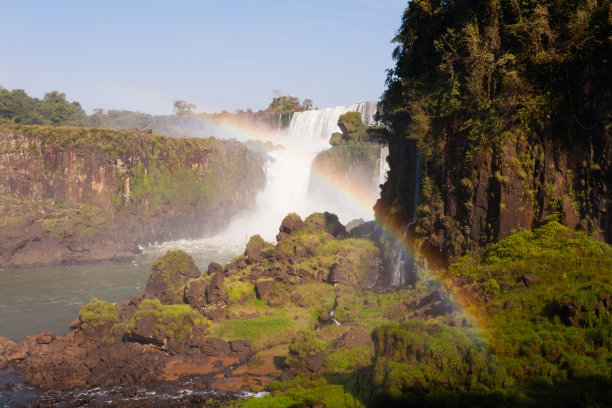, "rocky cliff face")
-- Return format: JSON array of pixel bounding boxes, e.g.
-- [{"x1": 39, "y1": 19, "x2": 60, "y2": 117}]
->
[
  {"x1": 0, "y1": 122, "x2": 265, "y2": 267},
  {"x1": 376, "y1": 132, "x2": 611, "y2": 267}
]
